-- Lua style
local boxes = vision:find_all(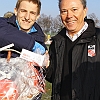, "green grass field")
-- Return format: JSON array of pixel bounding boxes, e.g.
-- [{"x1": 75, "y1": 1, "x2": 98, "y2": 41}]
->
[
  {"x1": 41, "y1": 81, "x2": 52, "y2": 100},
  {"x1": 41, "y1": 44, "x2": 52, "y2": 100}
]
